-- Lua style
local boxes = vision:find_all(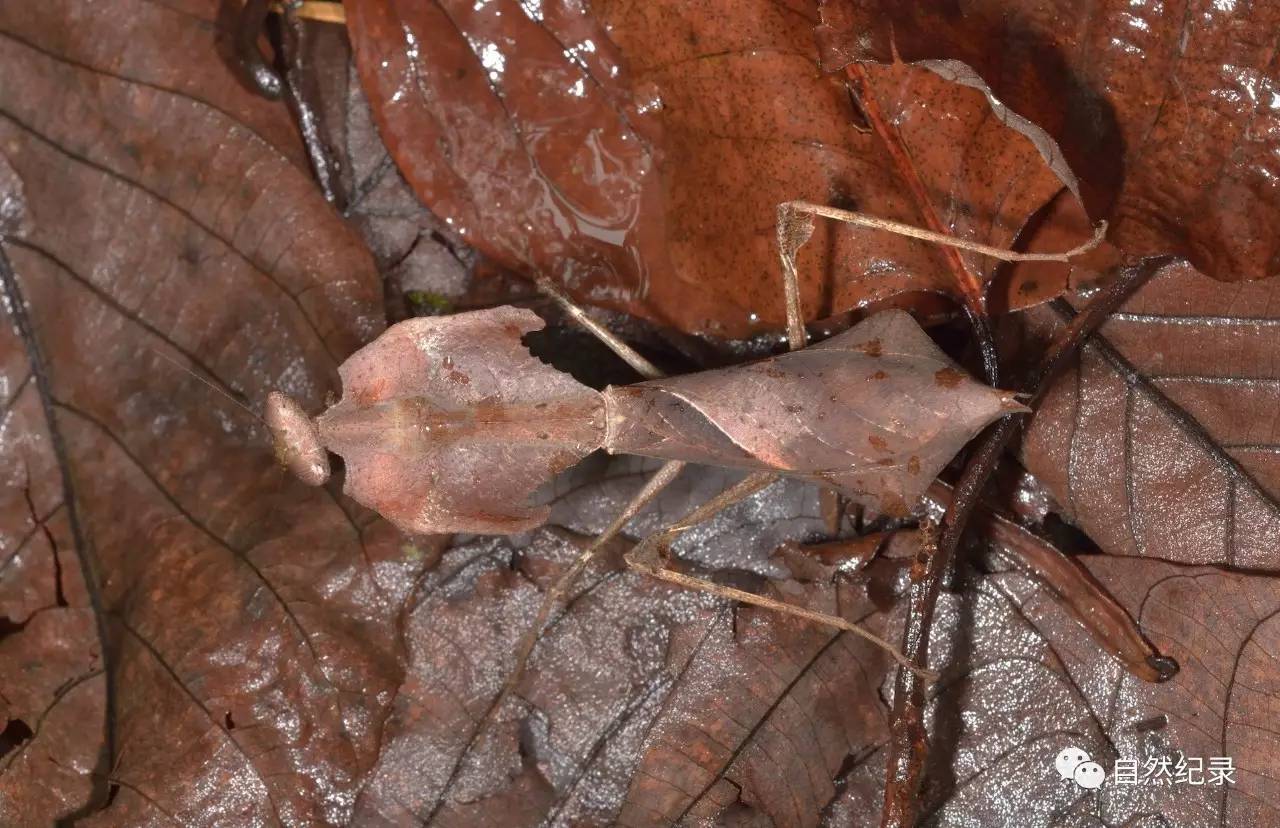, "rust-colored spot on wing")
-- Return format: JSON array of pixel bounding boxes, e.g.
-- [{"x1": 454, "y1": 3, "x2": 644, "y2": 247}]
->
[{"x1": 934, "y1": 367, "x2": 964, "y2": 388}]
